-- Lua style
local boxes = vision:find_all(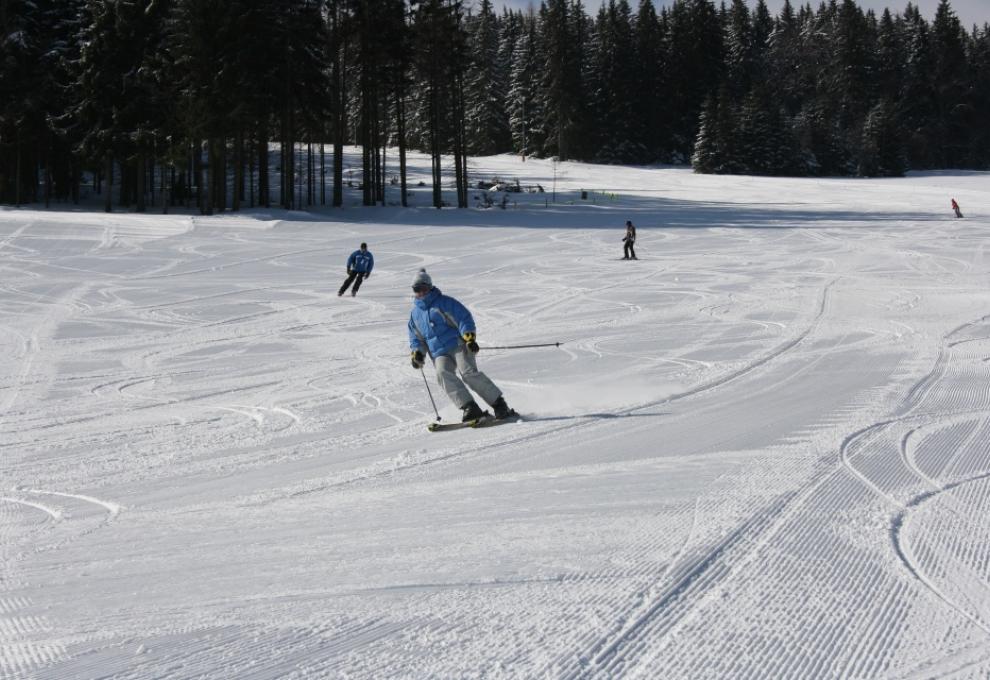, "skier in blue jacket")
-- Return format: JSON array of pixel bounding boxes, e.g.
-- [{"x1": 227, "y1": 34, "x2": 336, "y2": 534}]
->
[
  {"x1": 408, "y1": 268, "x2": 514, "y2": 421},
  {"x1": 339, "y1": 243, "x2": 374, "y2": 297}
]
